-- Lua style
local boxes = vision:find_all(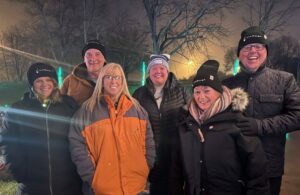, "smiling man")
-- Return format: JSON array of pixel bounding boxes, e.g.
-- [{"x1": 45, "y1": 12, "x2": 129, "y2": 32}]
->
[
  {"x1": 61, "y1": 40, "x2": 106, "y2": 105},
  {"x1": 223, "y1": 26, "x2": 300, "y2": 195}
]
